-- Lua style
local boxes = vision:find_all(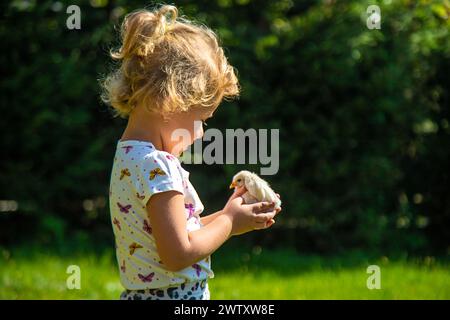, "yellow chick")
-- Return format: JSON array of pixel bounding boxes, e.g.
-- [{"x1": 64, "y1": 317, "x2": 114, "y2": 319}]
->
[{"x1": 229, "y1": 170, "x2": 281, "y2": 209}]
